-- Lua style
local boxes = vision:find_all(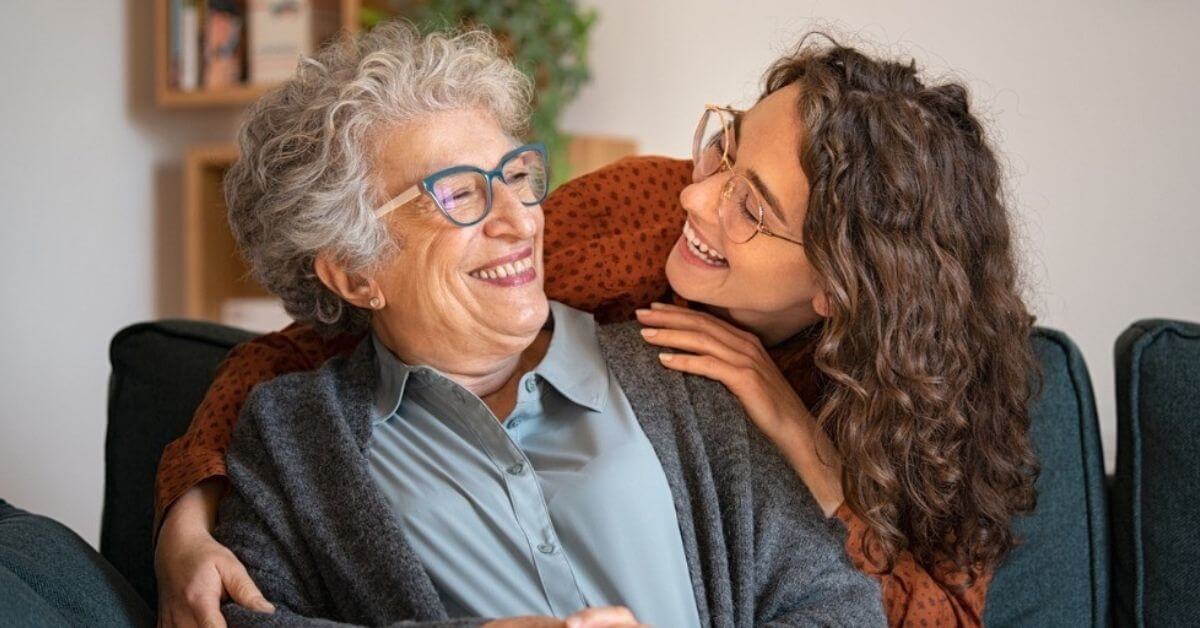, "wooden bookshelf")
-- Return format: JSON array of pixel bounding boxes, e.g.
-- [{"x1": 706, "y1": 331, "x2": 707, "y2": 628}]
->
[
  {"x1": 154, "y1": 0, "x2": 373, "y2": 108},
  {"x1": 182, "y1": 136, "x2": 637, "y2": 322},
  {"x1": 183, "y1": 144, "x2": 267, "y2": 320}
]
